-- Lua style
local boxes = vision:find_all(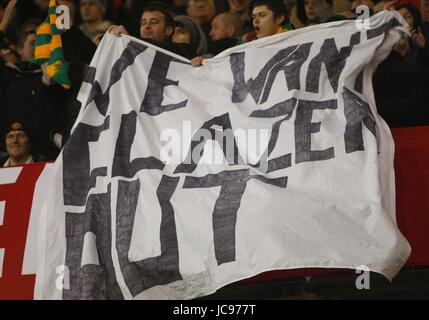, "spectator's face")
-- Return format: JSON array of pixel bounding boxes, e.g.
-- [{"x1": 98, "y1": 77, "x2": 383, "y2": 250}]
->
[
  {"x1": 140, "y1": 11, "x2": 173, "y2": 43},
  {"x1": 398, "y1": 7, "x2": 414, "y2": 30},
  {"x1": 18, "y1": 34, "x2": 36, "y2": 62},
  {"x1": 187, "y1": 0, "x2": 215, "y2": 25},
  {"x1": 210, "y1": 15, "x2": 230, "y2": 40},
  {"x1": 421, "y1": 0, "x2": 429, "y2": 23},
  {"x1": 6, "y1": 131, "x2": 31, "y2": 160},
  {"x1": 228, "y1": 0, "x2": 249, "y2": 13},
  {"x1": 81, "y1": 0, "x2": 104, "y2": 23},
  {"x1": 173, "y1": 26, "x2": 191, "y2": 44},
  {"x1": 252, "y1": 5, "x2": 284, "y2": 39},
  {"x1": 305, "y1": 0, "x2": 317, "y2": 21}
]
